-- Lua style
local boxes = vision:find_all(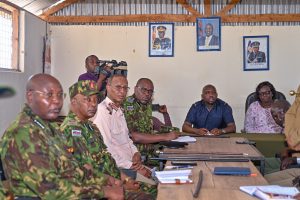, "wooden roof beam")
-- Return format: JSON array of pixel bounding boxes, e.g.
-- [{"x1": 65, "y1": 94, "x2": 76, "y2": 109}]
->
[
  {"x1": 46, "y1": 14, "x2": 201, "y2": 23},
  {"x1": 216, "y1": 0, "x2": 241, "y2": 17},
  {"x1": 222, "y1": 14, "x2": 300, "y2": 23},
  {"x1": 204, "y1": 0, "x2": 211, "y2": 16},
  {"x1": 39, "y1": 0, "x2": 80, "y2": 20},
  {"x1": 176, "y1": 0, "x2": 201, "y2": 16}
]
